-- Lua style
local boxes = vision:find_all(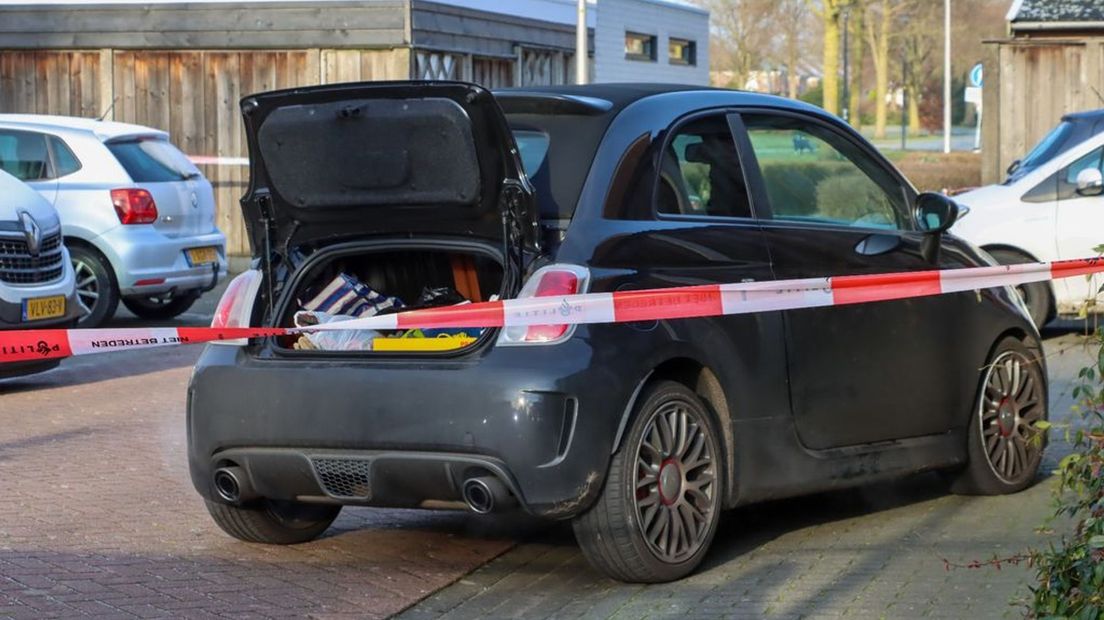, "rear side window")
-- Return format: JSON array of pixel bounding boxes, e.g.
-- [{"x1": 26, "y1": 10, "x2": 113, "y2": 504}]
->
[
  {"x1": 1064, "y1": 146, "x2": 1103, "y2": 184},
  {"x1": 107, "y1": 138, "x2": 199, "y2": 183},
  {"x1": 0, "y1": 130, "x2": 52, "y2": 181},
  {"x1": 514, "y1": 130, "x2": 550, "y2": 177},
  {"x1": 656, "y1": 114, "x2": 752, "y2": 218},
  {"x1": 49, "y1": 136, "x2": 82, "y2": 177}
]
